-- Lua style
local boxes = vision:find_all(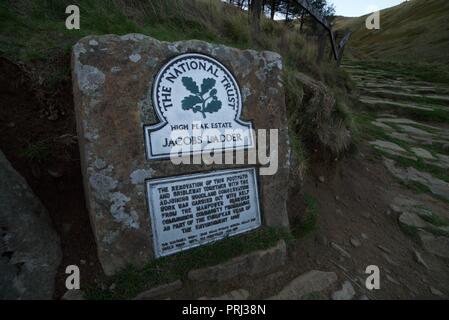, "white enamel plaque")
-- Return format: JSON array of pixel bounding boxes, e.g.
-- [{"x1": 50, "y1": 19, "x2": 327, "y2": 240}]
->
[
  {"x1": 146, "y1": 168, "x2": 261, "y2": 257},
  {"x1": 145, "y1": 53, "x2": 254, "y2": 160}
]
